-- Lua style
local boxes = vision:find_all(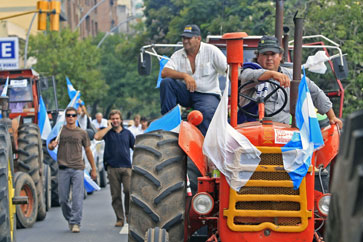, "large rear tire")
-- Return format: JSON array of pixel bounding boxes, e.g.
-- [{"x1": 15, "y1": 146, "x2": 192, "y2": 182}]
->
[
  {"x1": 145, "y1": 227, "x2": 169, "y2": 242},
  {"x1": 0, "y1": 121, "x2": 15, "y2": 241},
  {"x1": 325, "y1": 110, "x2": 363, "y2": 242},
  {"x1": 17, "y1": 123, "x2": 46, "y2": 221},
  {"x1": 129, "y1": 130, "x2": 186, "y2": 242},
  {"x1": 14, "y1": 172, "x2": 38, "y2": 228}
]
